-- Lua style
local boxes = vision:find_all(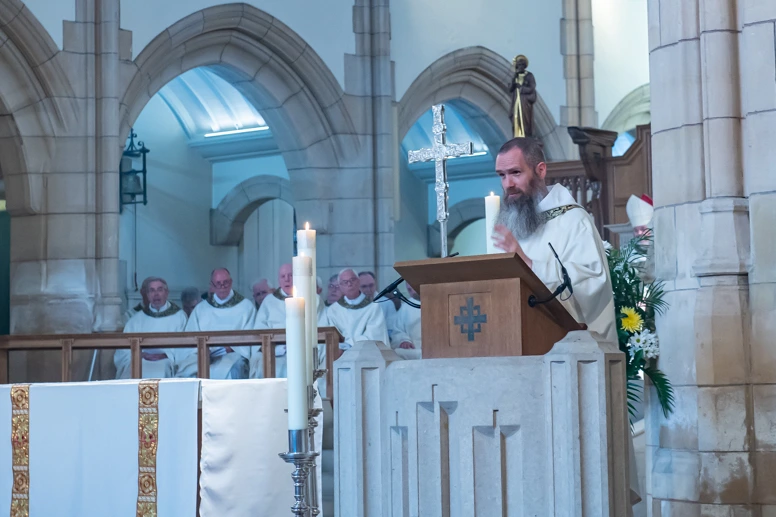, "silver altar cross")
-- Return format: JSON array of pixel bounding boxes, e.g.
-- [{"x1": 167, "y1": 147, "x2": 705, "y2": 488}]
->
[{"x1": 408, "y1": 104, "x2": 473, "y2": 257}]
